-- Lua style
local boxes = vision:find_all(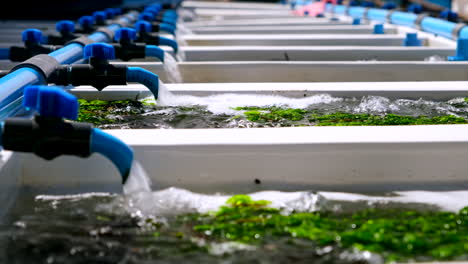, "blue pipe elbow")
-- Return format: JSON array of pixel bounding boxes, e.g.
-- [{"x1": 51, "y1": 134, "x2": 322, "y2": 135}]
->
[
  {"x1": 367, "y1": 9, "x2": 388, "y2": 22},
  {"x1": 91, "y1": 128, "x2": 133, "y2": 184},
  {"x1": 126, "y1": 67, "x2": 160, "y2": 99},
  {"x1": 420, "y1": 17, "x2": 457, "y2": 39},
  {"x1": 390, "y1": 11, "x2": 418, "y2": 27},
  {"x1": 158, "y1": 36, "x2": 178, "y2": 53},
  {"x1": 145, "y1": 45, "x2": 165, "y2": 62},
  {"x1": 160, "y1": 23, "x2": 176, "y2": 35},
  {"x1": 0, "y1": 48, "x2": 9, "y2": 60}
]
